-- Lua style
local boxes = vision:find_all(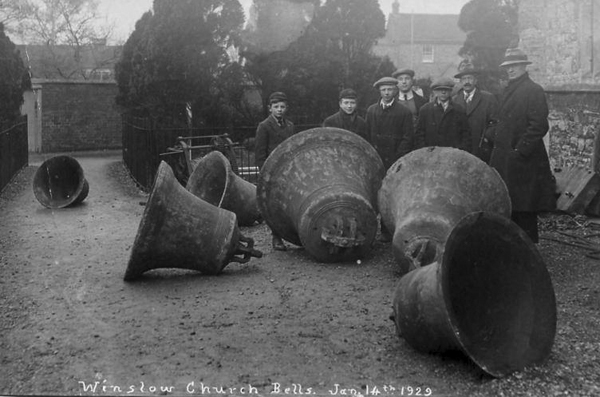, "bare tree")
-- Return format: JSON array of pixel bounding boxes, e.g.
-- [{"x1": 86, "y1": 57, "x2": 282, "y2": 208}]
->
[{"x1": 1, "y1": 0, "x2": 118, "y2": 80}]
